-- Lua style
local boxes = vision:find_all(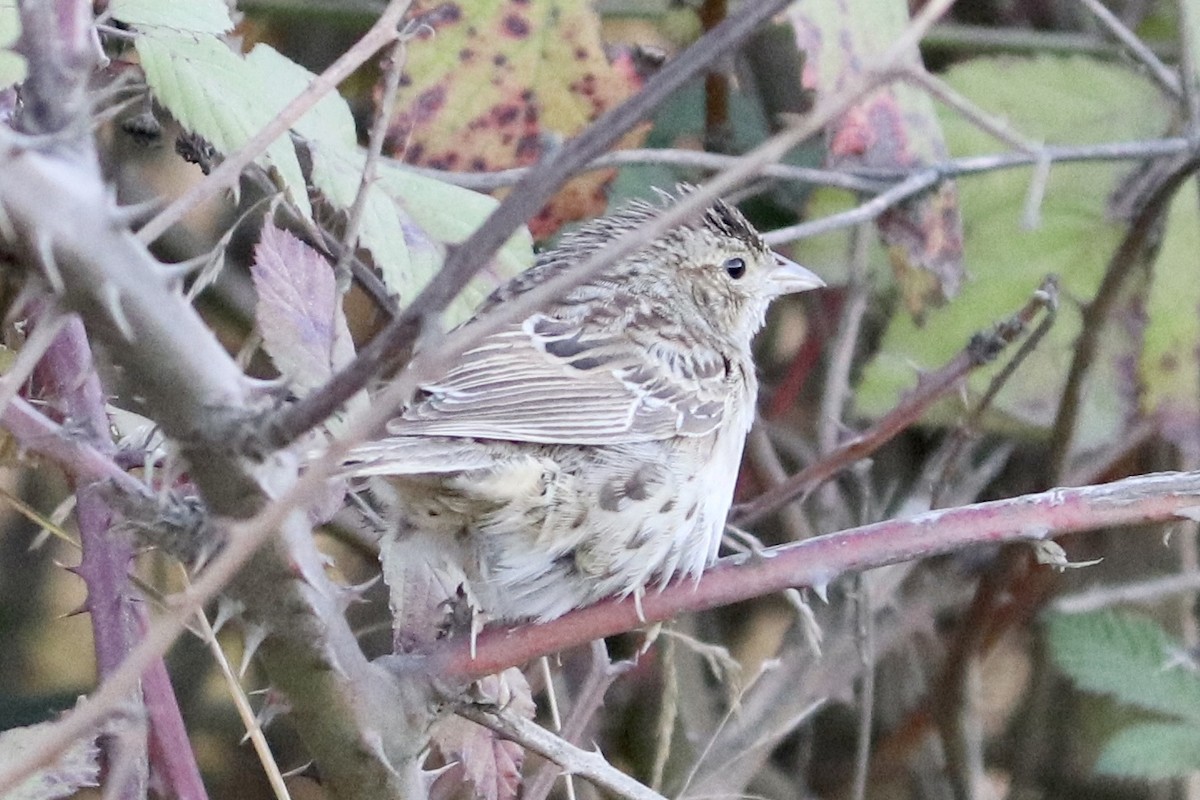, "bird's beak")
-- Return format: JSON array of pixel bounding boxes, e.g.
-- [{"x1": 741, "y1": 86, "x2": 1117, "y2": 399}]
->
[{"x1": 766, "y1": 252, "x2": 825, "y2": 296}]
